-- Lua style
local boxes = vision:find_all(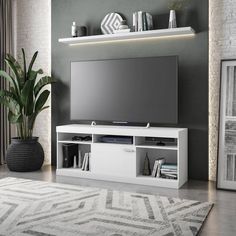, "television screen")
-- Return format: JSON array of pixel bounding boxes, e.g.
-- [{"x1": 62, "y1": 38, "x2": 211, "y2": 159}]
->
[{"x1": 71, "y1": 56, "x2": 178, "y2": 124}]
